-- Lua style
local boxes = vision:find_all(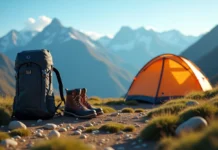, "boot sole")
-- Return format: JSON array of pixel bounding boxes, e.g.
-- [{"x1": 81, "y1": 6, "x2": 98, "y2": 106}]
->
[
  {"x1": 97, "y1": 111, "x2": 104, "y2": 115},
  {"x1": 64, "y1": 111, "x2": 97, "y2": 119}
]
